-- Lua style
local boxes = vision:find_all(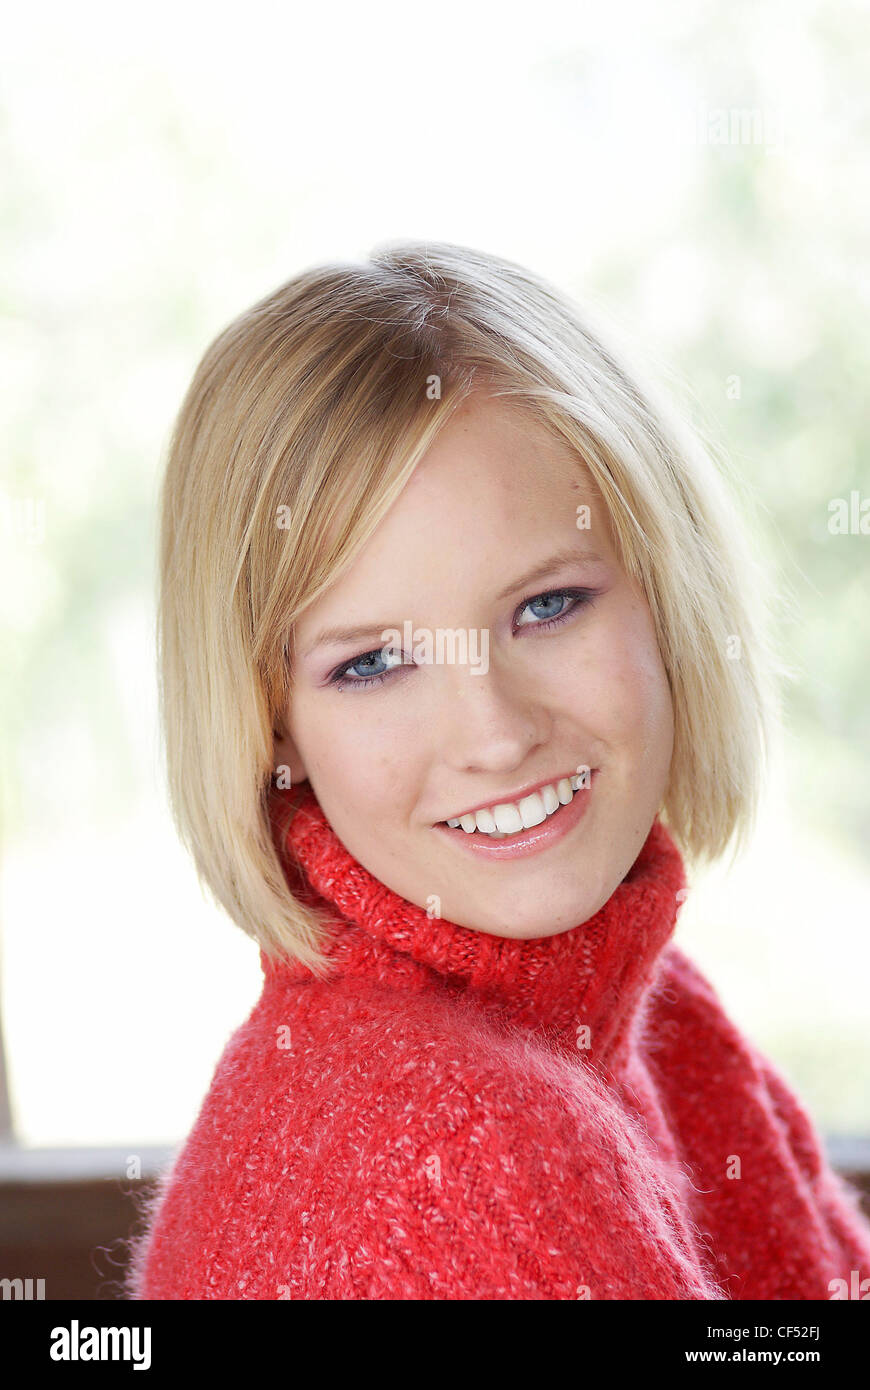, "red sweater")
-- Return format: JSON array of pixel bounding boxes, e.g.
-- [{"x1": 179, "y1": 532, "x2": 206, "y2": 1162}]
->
[{"x1": 127, "y1": 785, "x2": 870, "y2": 1300}]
